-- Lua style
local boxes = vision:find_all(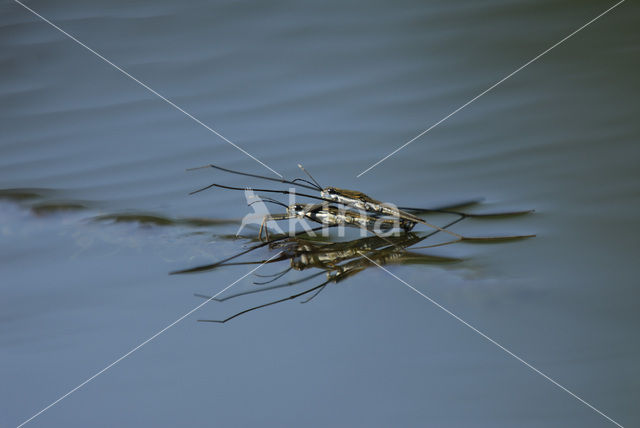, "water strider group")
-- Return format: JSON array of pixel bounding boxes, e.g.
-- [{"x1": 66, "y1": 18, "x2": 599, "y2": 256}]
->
[
  {"x1": 178, "y1": 164, "x2": 535, "y2": 322},
  {"x1": 188, "y1": 163, "x2": 534, "y2": 243}
]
